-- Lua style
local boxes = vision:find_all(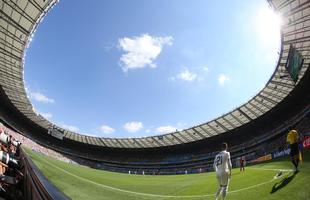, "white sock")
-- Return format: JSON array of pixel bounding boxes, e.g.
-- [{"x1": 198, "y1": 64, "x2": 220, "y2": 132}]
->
[
  {"x1": 222, "y1": 186, "x2": 228, "y2": 200},
  {"x1": 215, "y1": 187, "x2": 222, "y2": 200}
]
